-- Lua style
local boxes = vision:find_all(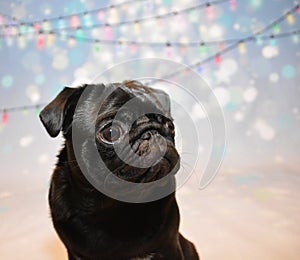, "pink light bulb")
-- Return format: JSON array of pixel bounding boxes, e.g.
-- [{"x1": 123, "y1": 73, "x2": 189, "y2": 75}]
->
[
  {"x1": 70, "y1": 15, "x2": 80, "y2": 29},
  {"x1": 215, "y1": 55, "x2": 221, "y2": 65},
  {"x1": 104, "y1": 25, "x2": 112, "y2": 40},
  {"x1": 2, "y1": 111, "x2": 8, "y2": 125},
  {"x1": 206, "y1": 4, "x2": 214, "y2": 21},
  {"x1": 37, "y1": 33, "x2": 44, "y2": 49},
  {"x1": 229, "y1": 0, "x2": 237, "y2": 10}
]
